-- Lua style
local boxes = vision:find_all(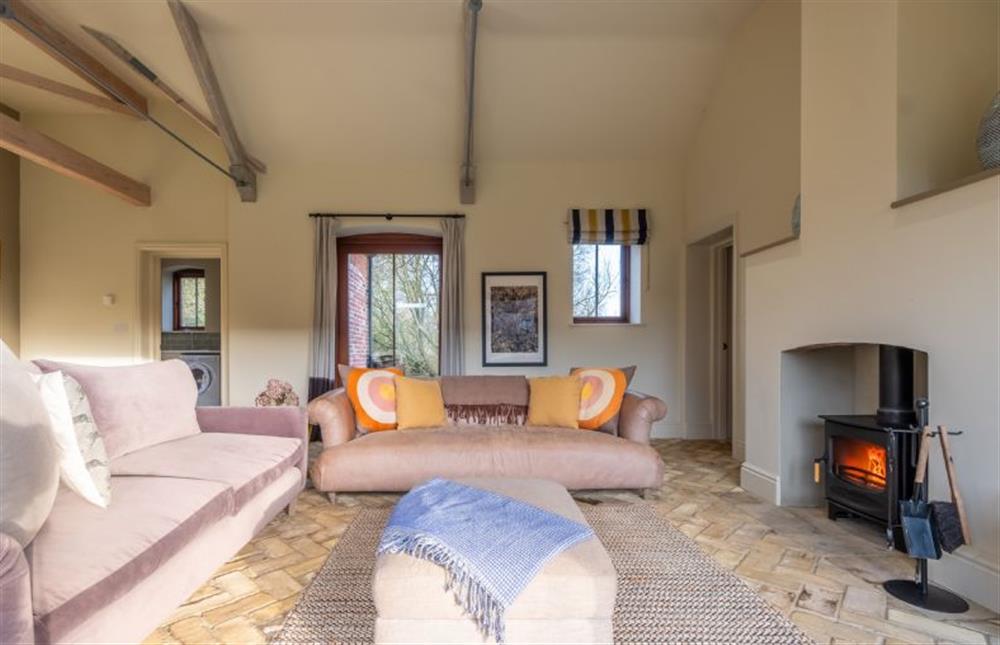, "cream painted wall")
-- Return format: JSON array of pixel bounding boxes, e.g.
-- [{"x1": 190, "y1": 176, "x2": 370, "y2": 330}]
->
[
  {"x1": 683, "y1": 0, "x2": 801, "y2": 457},
  {"x1": 740, "y1": 0, "x2": 999, "y2": 611},
  {"x1": 225, "y1": 160, "x2": 685, "y2": 437},
  {"x1": 18, "y1": 104, "x2": 228, "y2": 365},
  {"x1": 685, "y1": 0, "x2": 801, "y2": 250},
  {"x1": 0, "y1": 107, "x2": 19, "y2": 354},
  {"x1": 17, "y1": 105, "x2": 684, "y2": 437},
  {"x1": 897, "y1": 0, "x2": 1000, "y2": 199}
]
